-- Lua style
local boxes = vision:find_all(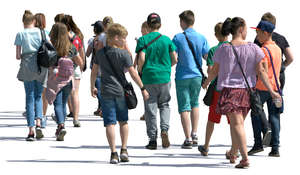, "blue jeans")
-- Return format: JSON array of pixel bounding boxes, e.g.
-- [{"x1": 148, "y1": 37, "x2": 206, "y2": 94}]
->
[
  {"x1": 101, "y1": 97, "x2": 128, "y2": 127},
  {"x1": 95, "y1": 76, "x2": 102, "y2": 109},
  {"x1": 251, "y1": 90, "x2": 280, "y2": 150},
  {"x1": 54, "y1": 82, "x2": 72, "y2": 124},
  {"x1": 24, "y1": 80, "x2": 44, "y2": 127}
]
